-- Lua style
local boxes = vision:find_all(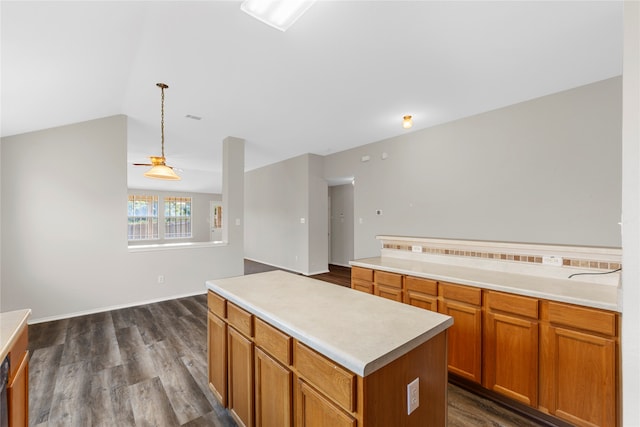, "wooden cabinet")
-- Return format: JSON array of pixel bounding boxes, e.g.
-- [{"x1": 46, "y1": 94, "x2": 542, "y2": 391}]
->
[
  {"x1": 208, "y1": 310, "x2": 227, "y2": 405},
  {"x1": 255, "y1": 348, "x2": 292, "y2": 427},
  {"x1": 540, "y1": 301, "x2": 618, "y2": 427},
  {"x1": 483, "y1": 291, "x2": 539, "y2": 407},
  {"x1": 351, "y1": 266, "x2": 374, "y2": 294},
  {"x1": 359, "y1": 266, "x2": 621, "y2": 425},
  {"x1": 295, "y1": 378, "x2": 356, "y2": 427},
  {"x1": 254, "y1": 318, "x2": 293, "y2": 427},
  {"x1": 227, "y1": 302, "x2": 255, "y2": 427},
  {"x1": 293, "y1": 341, "x2": 355, "y2": 413},
  {"x1": 438, "y1": 282, "x2": 482, "y2": 383},
  {"x1": 373, "y1": 270, "x2": 403, "y2": 302},
  {"x1": 404, "y1": 276, "x2": 438, "y2": 312},
  {"x1": 7, "y1": 324, "x2": 29, "y2": 427},
  {"x1": 207, "y1": 286, "x2": 450, "y2": 427}
]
